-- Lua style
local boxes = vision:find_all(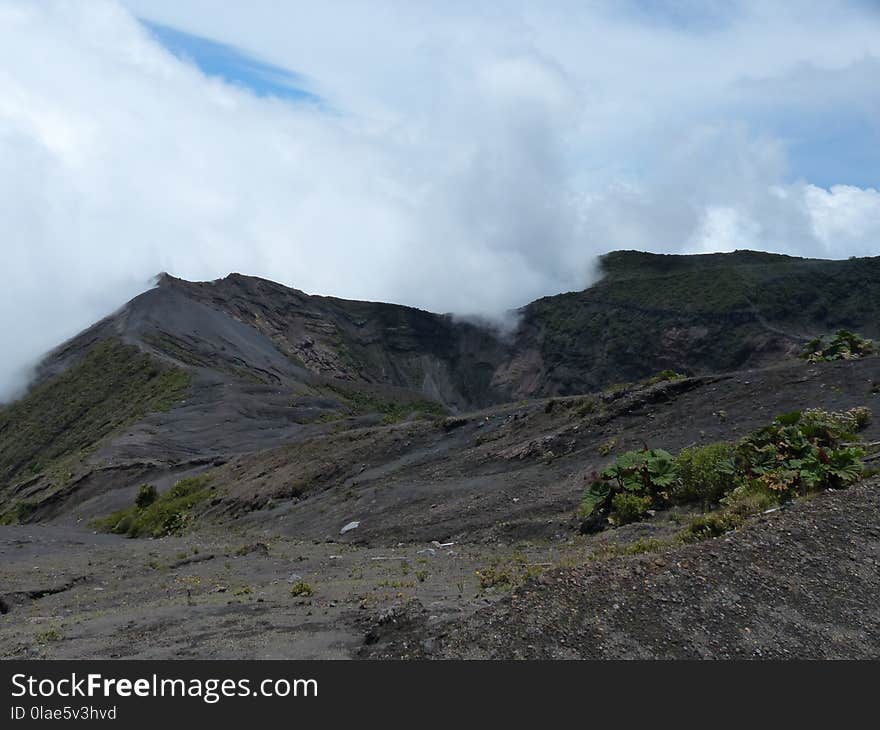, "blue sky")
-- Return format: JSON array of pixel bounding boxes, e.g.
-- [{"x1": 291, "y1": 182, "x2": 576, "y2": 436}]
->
[
  {"x1": 142, "y1": 20, "x2": 319, "y2": 104},
  {"x1": 614, "y1": 0, "x2": 741, "y2": 31},
  {"x1": 138, "y1": 4, "x2": 879, "y2": 192},
  {"x1": 776, "y1": 114, "x2": 880, "y2": 191}
]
